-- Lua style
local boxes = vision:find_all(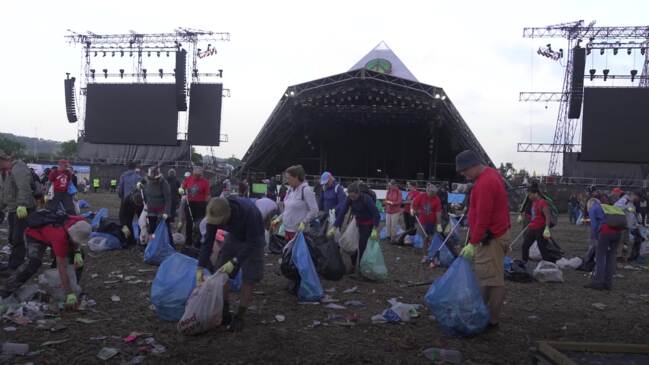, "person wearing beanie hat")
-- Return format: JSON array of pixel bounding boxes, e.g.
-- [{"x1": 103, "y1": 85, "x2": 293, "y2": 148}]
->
[
  {"x1": 181, "y1": 166, "x2": 210, "y2": 248},
  {"x1": 0, "y1": 214, "x2": 89, "y2": 310},
  {"x1": 455, "y1": 149, "x2": 510, "y2": 332},
  {"x1": 198, "y1": 196, "x2": 265, "y2": 332},
  {"x1": 520, "y1": 183, "x2": 554, "y2": 263}
]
